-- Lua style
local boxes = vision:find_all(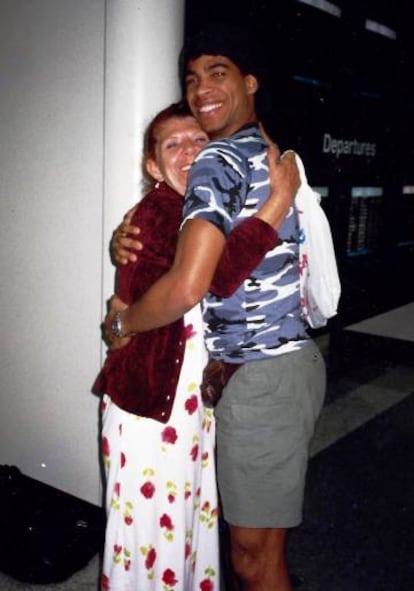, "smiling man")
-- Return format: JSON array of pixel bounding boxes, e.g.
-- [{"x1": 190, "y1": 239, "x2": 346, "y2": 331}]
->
[{"x1": 106, "y1": 24, "x2": 326, "y2": 591}]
